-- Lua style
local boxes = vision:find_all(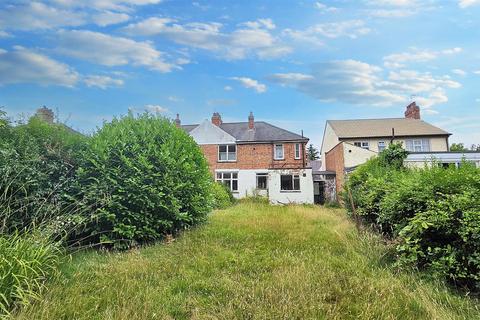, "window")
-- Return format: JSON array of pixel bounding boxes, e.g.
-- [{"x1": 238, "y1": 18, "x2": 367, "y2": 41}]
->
[
  {"x1": 256, "y1": 173, "x2": 268, "y2": 189},
  {"x1": 216, "y1": 172, "x2": 238, "y2": 192},
  {"x1": 294, "y1": 143, "x2": 301, "y2": 159},
  {"x1": 280, "y1": 174, "x2": 300, "y2": 191},
  {"x1": 274, "y1": 144, "x2": 284, "y2": 160},
  {"x1": 405, "y1": 139, "x2": 430, "y2": 152},
  {"x1": 218, "y1": 144, "x2": 236, "y2": 161},
  {"x1": 354, "y1": 141, "x2": 370, "y2": 150},
  {"x1": 378, "y1": 141, "x2": 386, "y2": 152}
]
